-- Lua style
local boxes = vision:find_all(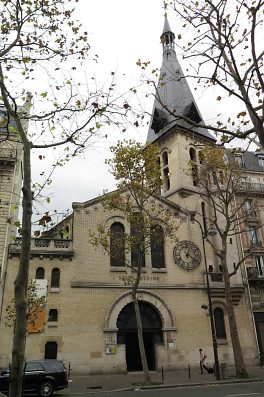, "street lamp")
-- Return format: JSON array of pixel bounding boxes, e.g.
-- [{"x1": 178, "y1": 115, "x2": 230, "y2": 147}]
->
[{"x1": 195, "y1": 218, "x2": 221, "y2": 380}]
